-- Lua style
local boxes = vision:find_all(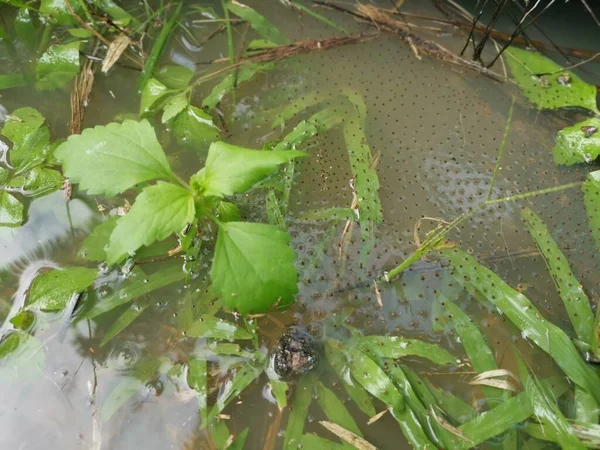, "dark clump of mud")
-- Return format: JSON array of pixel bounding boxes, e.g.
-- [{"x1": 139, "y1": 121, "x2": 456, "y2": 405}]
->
[{"x1": 271, "y1": 326, "x2": 321, "y2": 378}]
